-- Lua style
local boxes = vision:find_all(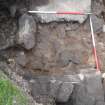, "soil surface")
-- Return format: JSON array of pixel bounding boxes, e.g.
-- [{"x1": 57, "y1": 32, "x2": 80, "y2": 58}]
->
[{"x1": 0, "y1": 0, "x2": 105, "y2": 105}]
